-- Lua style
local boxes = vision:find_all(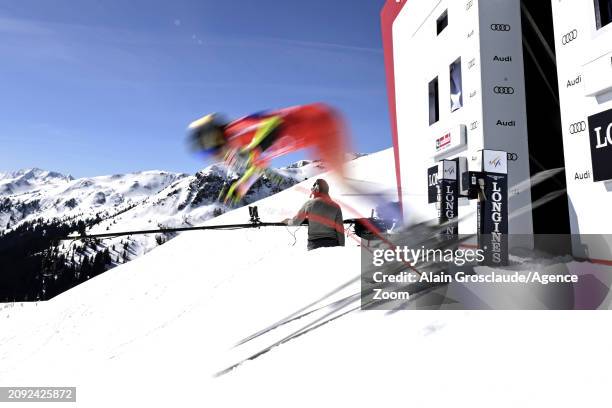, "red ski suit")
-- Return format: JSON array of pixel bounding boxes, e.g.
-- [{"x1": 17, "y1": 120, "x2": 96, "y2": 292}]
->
[{"x1": 222, "y1": 103, "x2": 347, "y2": 172}]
